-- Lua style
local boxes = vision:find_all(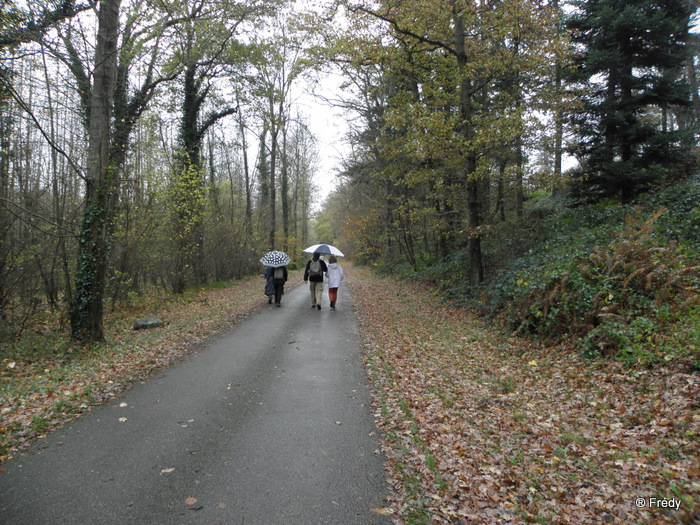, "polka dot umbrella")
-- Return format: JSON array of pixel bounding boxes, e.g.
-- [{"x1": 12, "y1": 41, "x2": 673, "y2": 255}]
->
[{"x1": 260, "y1": 250, "x2": 291, "y2": 268}]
